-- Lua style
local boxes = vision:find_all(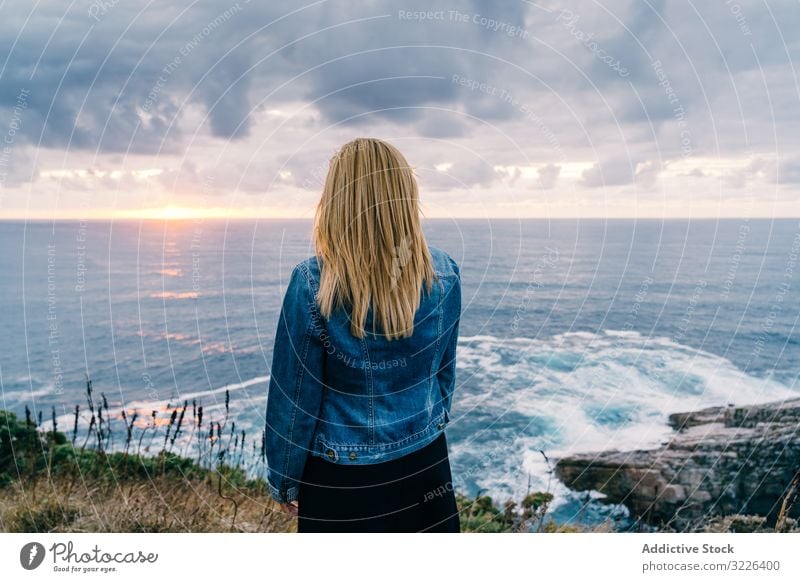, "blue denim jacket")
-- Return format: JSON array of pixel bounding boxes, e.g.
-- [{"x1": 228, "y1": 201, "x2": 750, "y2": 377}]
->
[{"x1": 265, "y1": 246, "x2": 461, "y2": 504}]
